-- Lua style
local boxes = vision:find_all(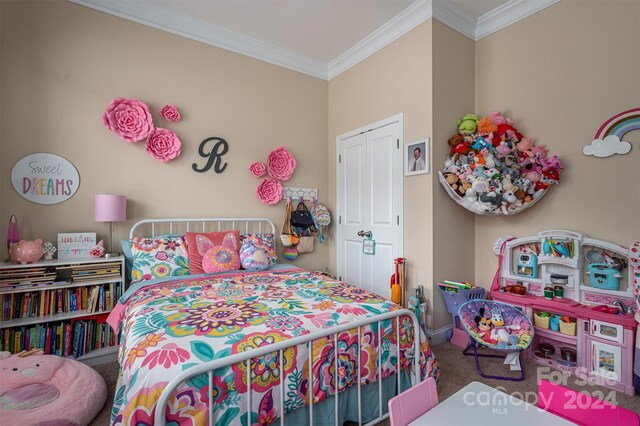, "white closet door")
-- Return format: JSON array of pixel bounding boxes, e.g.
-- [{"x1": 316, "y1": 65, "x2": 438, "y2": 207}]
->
[{"x1": 337, "y1": 119, "x2": 402, "y2": 299}]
